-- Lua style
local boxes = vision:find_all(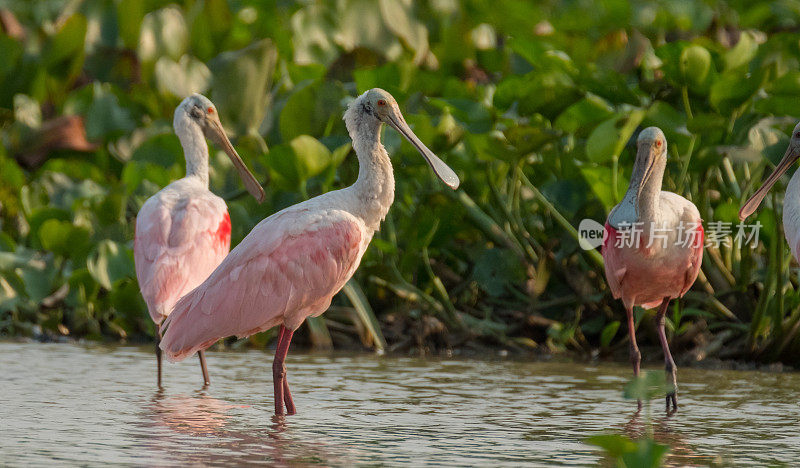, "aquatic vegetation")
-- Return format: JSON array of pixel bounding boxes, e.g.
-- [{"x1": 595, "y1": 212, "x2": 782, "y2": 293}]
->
[
  {"x1": 587, "y1": 372, "x2": 672, "y2": 467},
  {"x1": 1, "y1": 0, "x2": 800, "y2": 365}
]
